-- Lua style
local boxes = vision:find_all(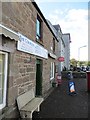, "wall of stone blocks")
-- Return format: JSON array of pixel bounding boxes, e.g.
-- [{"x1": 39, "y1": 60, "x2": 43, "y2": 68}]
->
[
  {"x1": 1, "y1": 2, "x2": 58, "y2": 118},
  {"x1": 0, "y1": 36, "x2": 36, "y2": 119},
  {"x1": 8, "y1": 50, "x2": 36, "y2": 106},
  {"x1": 2, "y1": 2, "x2": 36, "y2": 42}
]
